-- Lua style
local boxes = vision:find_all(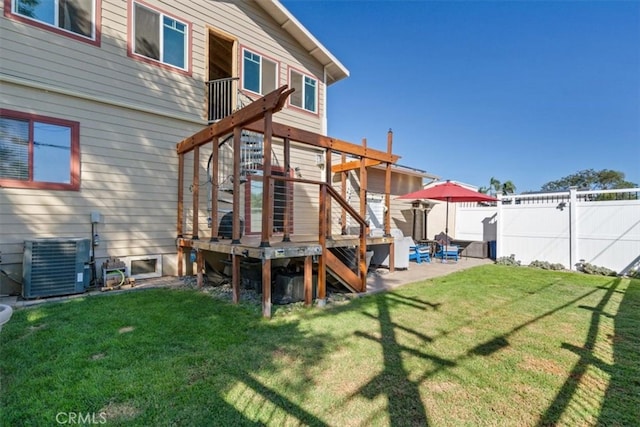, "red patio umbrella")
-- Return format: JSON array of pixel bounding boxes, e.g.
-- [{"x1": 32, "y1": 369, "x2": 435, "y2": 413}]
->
[{"x1": 397, "y1": 180, "x2": 498, "y2": 239}]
